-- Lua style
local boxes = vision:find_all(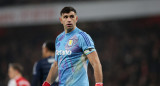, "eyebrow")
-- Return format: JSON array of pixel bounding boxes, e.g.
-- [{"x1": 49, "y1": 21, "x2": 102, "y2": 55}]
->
[
  {"x1": 63, "y1": 15, "x2": 75, "y2": 17},
  {"x1": 63, "y1": 14, "x2": 74, "y2": 16}
]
